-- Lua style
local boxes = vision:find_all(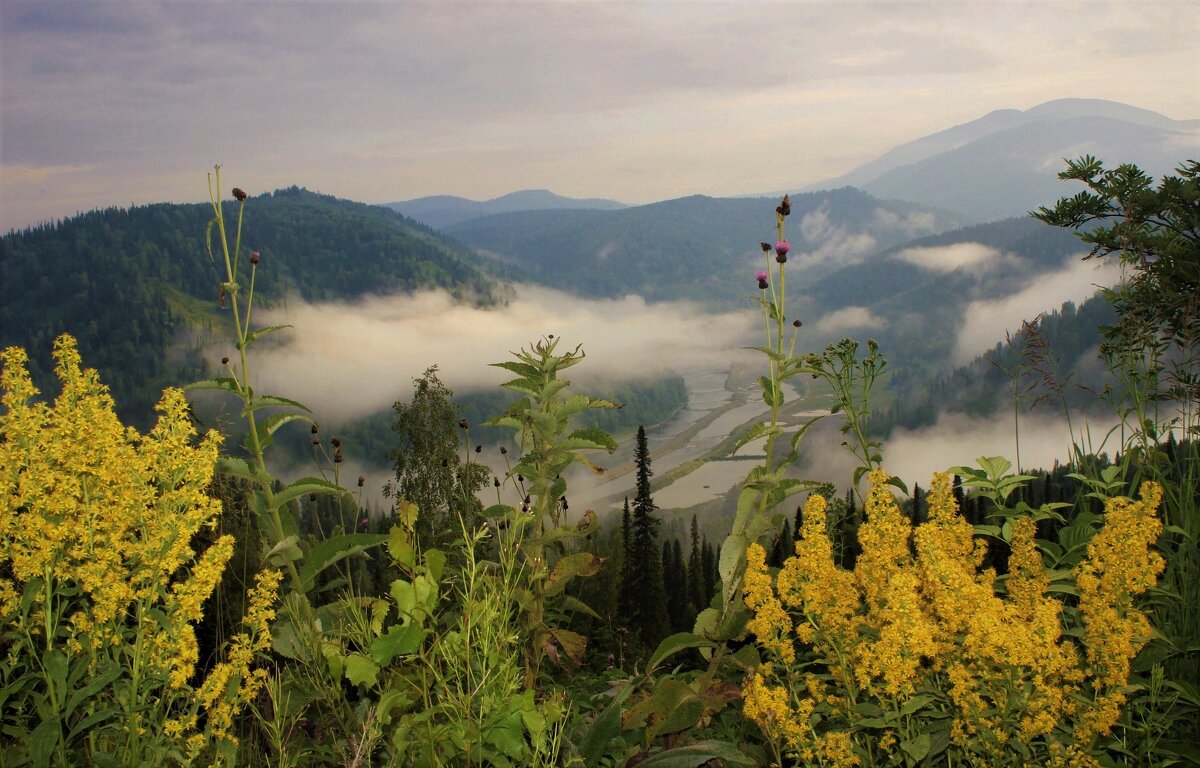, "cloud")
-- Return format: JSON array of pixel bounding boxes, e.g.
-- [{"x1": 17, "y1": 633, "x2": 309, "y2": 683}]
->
[
  {"x1": 244, "y1": 285, "x2": 758, "y2": 423},
  {"x1": 953, "y1": 257, "x2": 1121, "y2": 363},
  {"x1": 894, "y1": 242, "x2": 1000, "y2": 272},
  {"x1": 881, "y1": 411, "x2": 1122, "y2": 487},
  {"x1": 815, "y1": 306, "x2": 882, "y2": 334},
  {"x1": 796, "y1": 205, "x2": 878, "y2": 268}
]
